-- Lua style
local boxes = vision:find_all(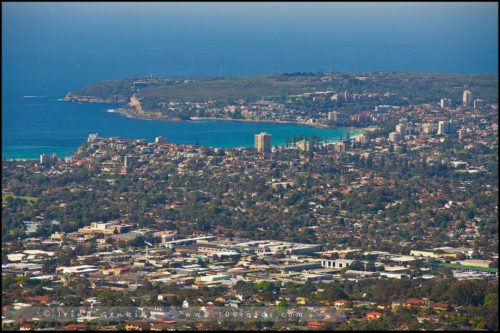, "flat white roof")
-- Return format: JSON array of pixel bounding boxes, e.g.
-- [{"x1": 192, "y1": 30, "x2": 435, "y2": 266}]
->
[{"x1": 390, "y1": 256, "x2": 417, "y2": 262}]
